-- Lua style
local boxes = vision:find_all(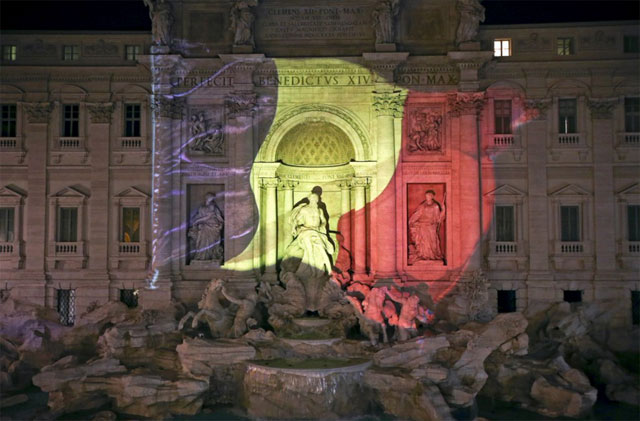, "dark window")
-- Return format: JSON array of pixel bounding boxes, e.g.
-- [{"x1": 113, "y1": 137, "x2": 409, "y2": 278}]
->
[
  {"x1": 625, "y1": 97, "x2": 640, "y2": 133},
  {"x1": 1, "y1": 104, "x2": 17, "y2": 137},
  {"x1": 124, "y1": 104, "x2": 141, "y2": 137},
  {"x1": 62, "y1": 104, "x2": 79, "y2": 137},
  {"x1": 57, "y1": 207, "x2": 78, "y2": 242},
  {"x1": 57, "y1": 289, "x2": 76, "y2": 326},
  {"x1": 63, "y1": 45, "x2": 79, "y2": 61},
  {"x1": 628, "y1": 205, "x2": 640, "y2": 242},
  {"x1": 494, "y1": 100, "x2": 512, "y2": 134},
  {"x1": 496, "y1": 205, "x2": 515, "y2": 242},
  {"x1": 125, "y1": 45, "x2": 140, "y2": 61},
  {"x1": 558, "y1": 99, "x2": 577, "y2": 134},
  {"x1": 122, "y1": 207, "x2": 140, "y2": 242},
  {"x1": 557, "y1": 37, "x2": 574, "y2": 55},
  {"x1": 564, "y1": 290, "x2": 582, "y2": 303},
  {"x1": 561, "y1": 205, "x2": 580, "y2": 242},
  {"x1": 120, "y1": 289, "x2": 139, "y2": 308},
  {"x1": 632, "y1": 291, "x2": 640, "y2": 325},
  {"x1": 624, "y1": 35, "x2": 639, "y2": 53},
  {"x1": 0, "y1": 207, "x2": 15, "y2": 242},
  {"x1": 497, "y1": 290, "x2": 517, "y2": 313}
]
